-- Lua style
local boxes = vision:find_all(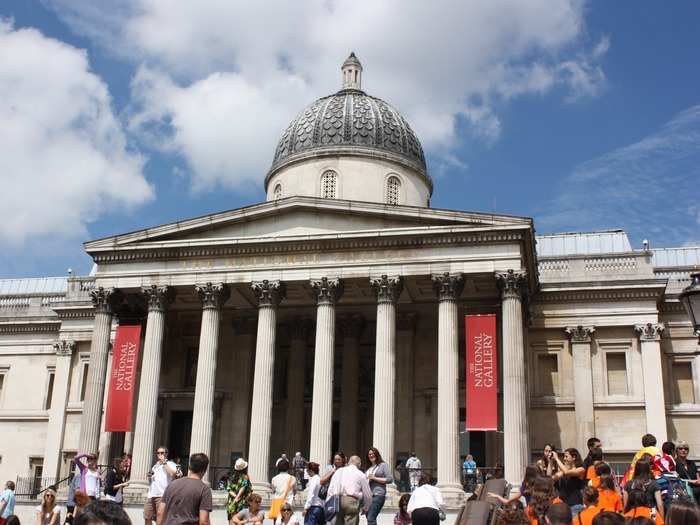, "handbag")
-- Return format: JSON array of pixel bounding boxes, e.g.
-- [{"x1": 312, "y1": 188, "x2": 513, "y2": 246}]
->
[
  {"x1": 318, "y1": 483, "x2": 329, "y2": 500},
  {"x1": 323, "y1": 469, "x2": 343, "y2": 521},
  {"x1": 269, "y1": 476, "x2": 294, "y2": 519},
  {"x1": 324, "y1": 495, "x2": 340, "y2": 521}
]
